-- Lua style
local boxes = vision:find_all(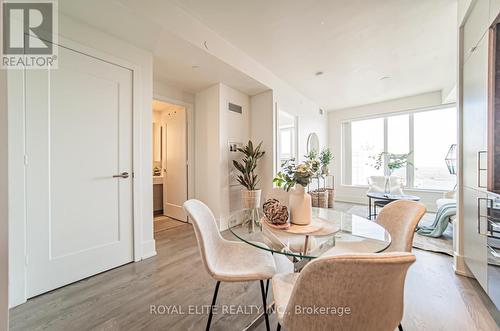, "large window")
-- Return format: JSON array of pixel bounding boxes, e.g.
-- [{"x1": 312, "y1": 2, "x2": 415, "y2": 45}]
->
[
  {"x1": 349, "y1": 118, "x2": 384, "y2": 185},
  {"x1": 343, "y1": 106, "x2": 456, "y2": 191},
  {"x1": 413, "y1": 108, "x2": 457, "y2": 190}
]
